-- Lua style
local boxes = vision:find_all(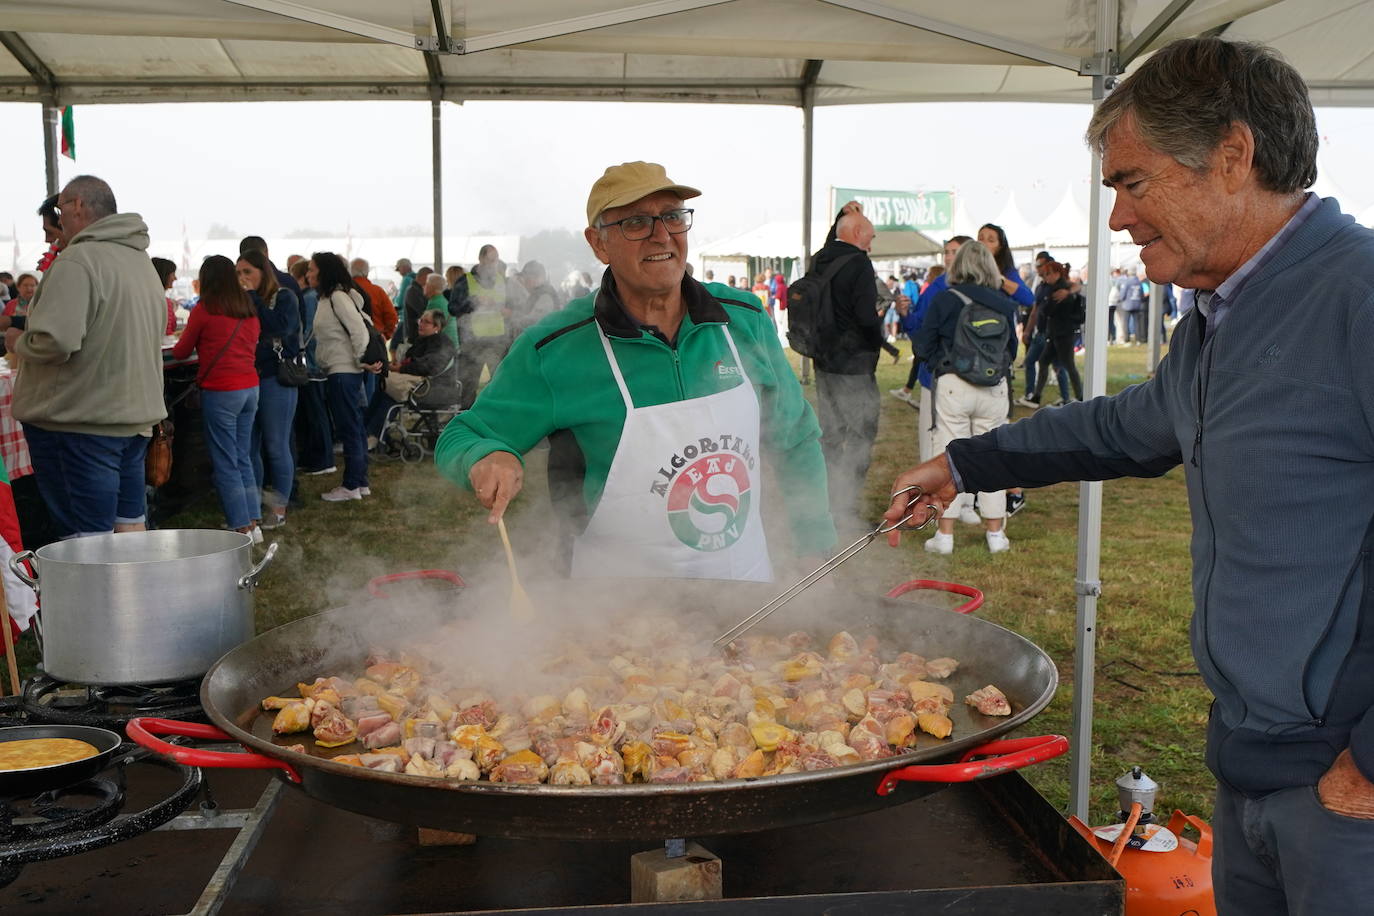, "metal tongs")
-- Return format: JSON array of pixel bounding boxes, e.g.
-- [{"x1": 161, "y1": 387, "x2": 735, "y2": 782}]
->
[{"x1": 712, "y1": 485, "x2": 941, "y2": 647}]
